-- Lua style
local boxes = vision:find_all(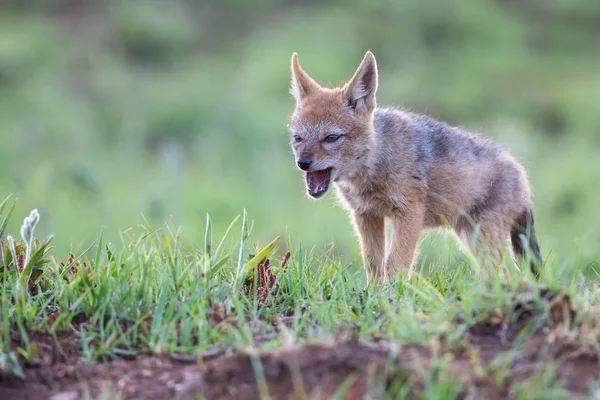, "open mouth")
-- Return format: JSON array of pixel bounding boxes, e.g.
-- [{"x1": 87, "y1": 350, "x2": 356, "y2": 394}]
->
[{"x1": 306, "y1": 168, "x2": 332, "y2": 198}]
